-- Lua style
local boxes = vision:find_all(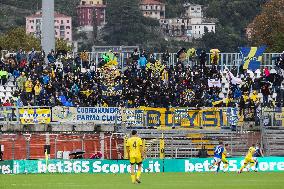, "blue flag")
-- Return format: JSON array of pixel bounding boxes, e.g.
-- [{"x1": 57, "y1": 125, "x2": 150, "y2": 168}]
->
[{"x1": 240, "y1": 46, "x2": 266, "y2": 71}]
